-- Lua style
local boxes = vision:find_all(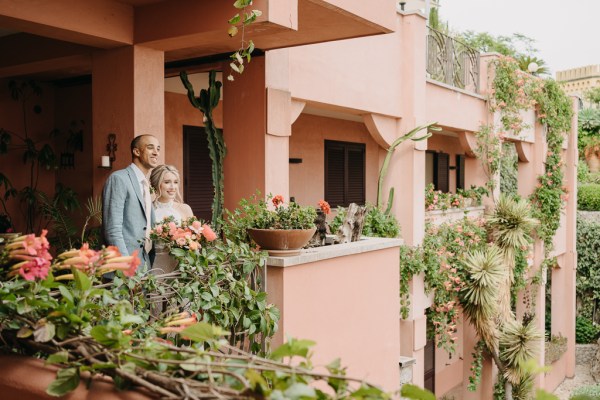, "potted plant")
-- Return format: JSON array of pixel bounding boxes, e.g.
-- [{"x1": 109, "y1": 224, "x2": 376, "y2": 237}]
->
[
  {"x1": 230, "y1": 194, "x2": 317, "y2": 256},
  {"x1": 584, "y1": 136, "x2": 600, "y2": 172}
]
